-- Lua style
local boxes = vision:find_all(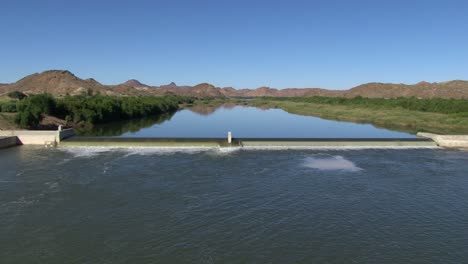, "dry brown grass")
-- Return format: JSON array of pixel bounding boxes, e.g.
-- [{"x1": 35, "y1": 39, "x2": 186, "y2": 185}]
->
[{"x1": 0, "y1": 113, "x2": 18, "y2": 130}]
